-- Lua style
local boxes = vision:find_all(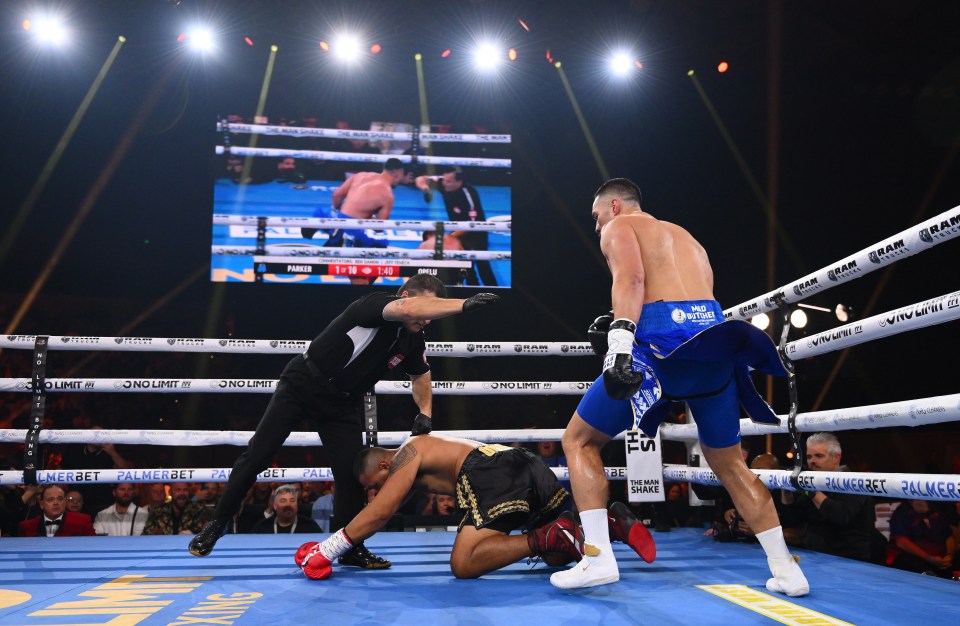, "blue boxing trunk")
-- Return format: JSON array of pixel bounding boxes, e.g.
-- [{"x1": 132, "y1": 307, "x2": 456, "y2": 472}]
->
[
  {"x1": 310, "y1": 207, "x2": 386, "y2": 248},
  {"x1": 576, "y1": 300, "x2": 785, "y2": 448}
]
